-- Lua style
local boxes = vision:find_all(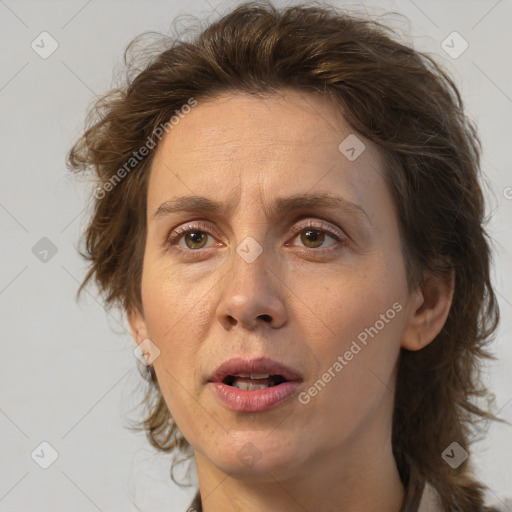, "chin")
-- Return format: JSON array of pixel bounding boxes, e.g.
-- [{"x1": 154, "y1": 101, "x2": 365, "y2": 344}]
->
[{"x1": 208, "y1": 436, "x2": 303, "y2": 480}]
